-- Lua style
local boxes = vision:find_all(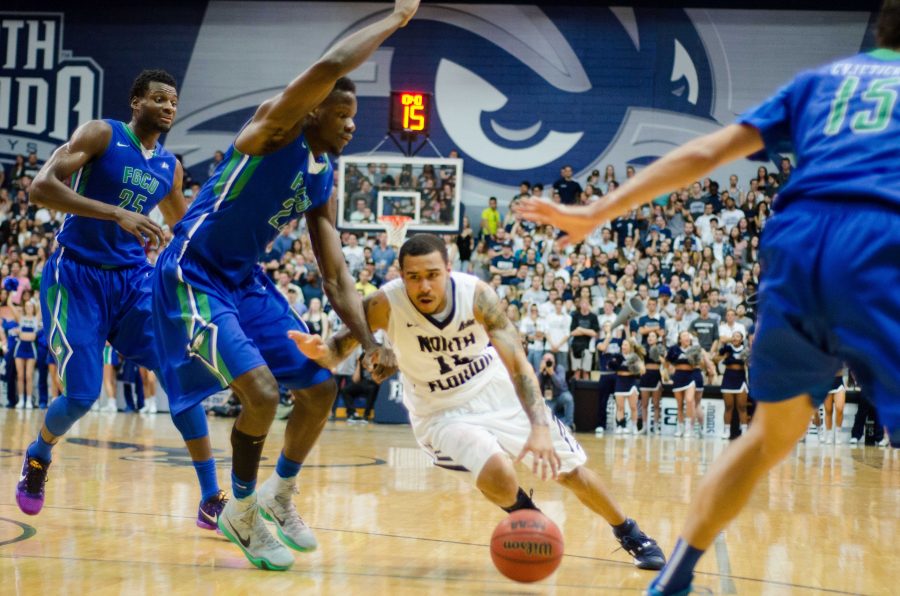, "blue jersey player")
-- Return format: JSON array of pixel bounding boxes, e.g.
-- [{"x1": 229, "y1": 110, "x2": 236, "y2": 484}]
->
[
  {"x1": 13, "y1": 71, "x2": 230, "y2": 528},
  {"x1": 520, "y1": 4, "x2": 900, "y2": 594},
  {"x1": 153, "y1": 0, "x2": 417, "y2": 571}
]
